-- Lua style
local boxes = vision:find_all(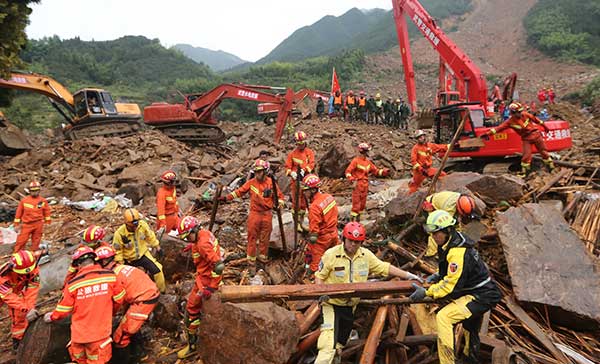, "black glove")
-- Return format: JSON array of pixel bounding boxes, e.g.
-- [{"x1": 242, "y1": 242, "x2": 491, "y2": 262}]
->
[
  {"x1": 426, "y1": 272, "x2": 441, "y2": 284},
  {"x1": 121, "y1": 235, "x2": 130, "y2": 245},
  {"x1": 263, "y1": 188, "x2": 272, "y2": 198},
  {"x1": 409, "y1": 283, "x2": 427, "y2": 301}
]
